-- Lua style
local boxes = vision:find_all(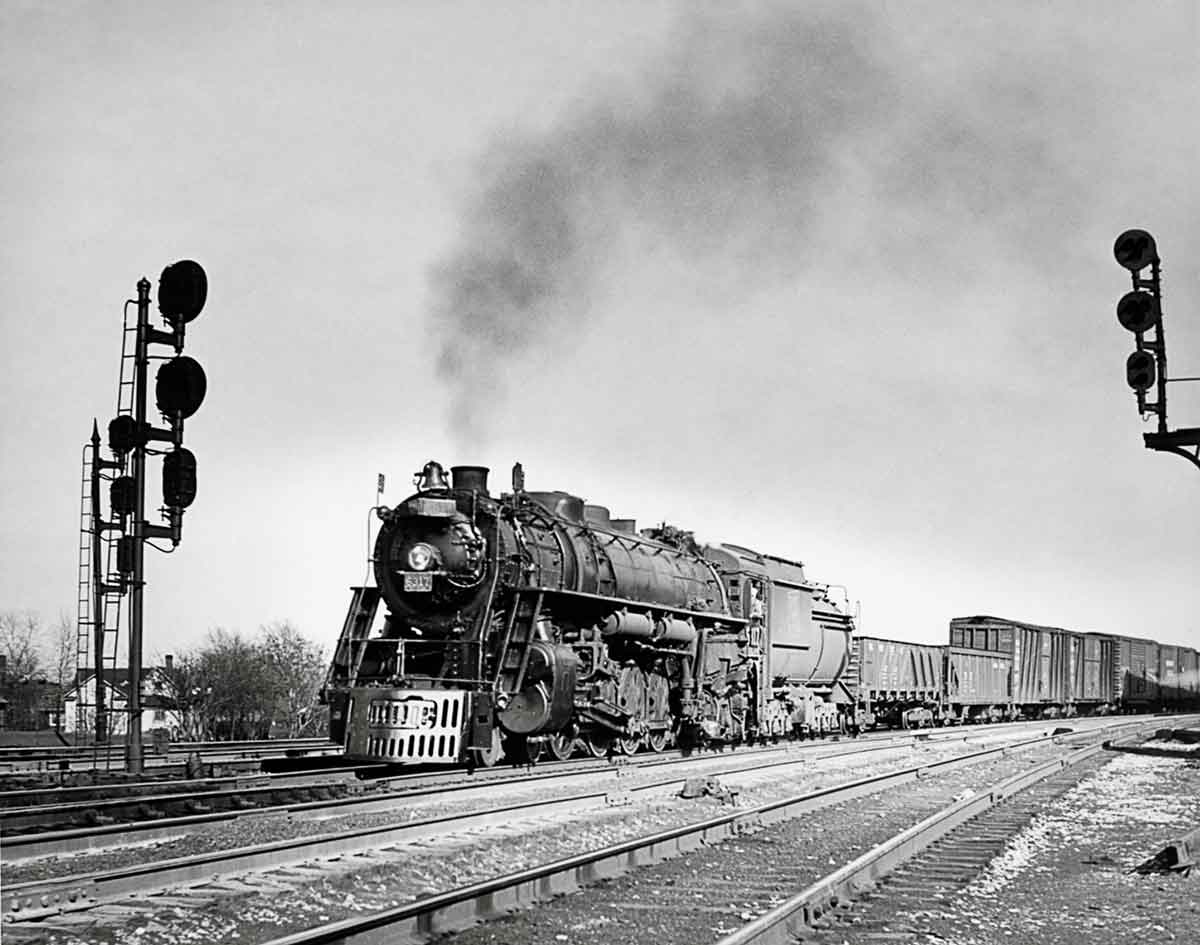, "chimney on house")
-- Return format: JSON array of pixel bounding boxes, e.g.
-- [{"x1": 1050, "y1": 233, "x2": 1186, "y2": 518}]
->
[{"x1": 164, "y1": 654, "x2": 174, "y2": 672}]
